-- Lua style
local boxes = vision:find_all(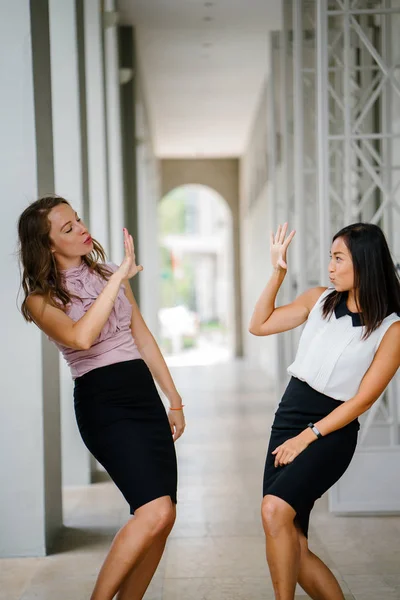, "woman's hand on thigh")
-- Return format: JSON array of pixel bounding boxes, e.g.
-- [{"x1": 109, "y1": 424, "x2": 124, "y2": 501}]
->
[{"x1": 272, "y1": 435, "x2": 309, "y2": 468}]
